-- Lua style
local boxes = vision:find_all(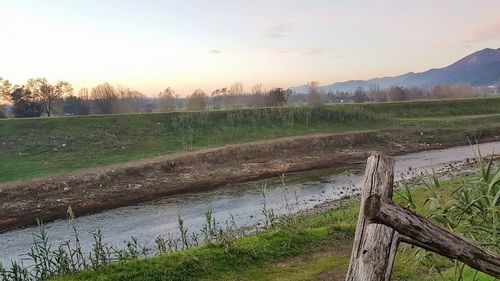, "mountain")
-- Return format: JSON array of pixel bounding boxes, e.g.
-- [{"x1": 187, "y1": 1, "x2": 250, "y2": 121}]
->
[{"x1": 291, "y1": 48, "x2": 500, "y2": 93}]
